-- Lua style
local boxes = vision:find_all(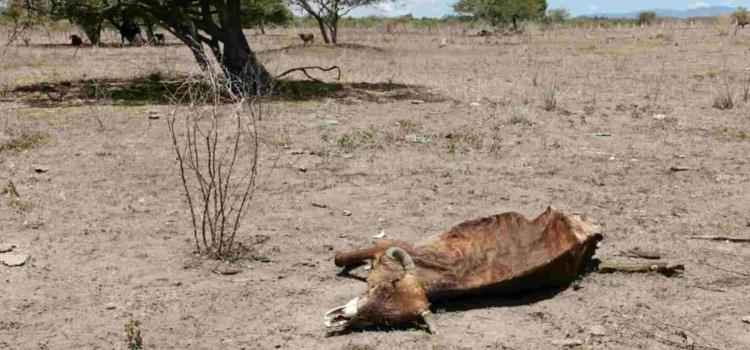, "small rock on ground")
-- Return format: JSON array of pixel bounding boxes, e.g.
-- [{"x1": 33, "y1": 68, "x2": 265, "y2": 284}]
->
[
  {"x1": 0, "y1": 253, "x2": 28, "y2": 266},
  {"x1": 589, "y1": 324, "x2": 607, "y2": 336},
  {"x1": 551, "y1": 338, "x2": 583, "y2": 347}
]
